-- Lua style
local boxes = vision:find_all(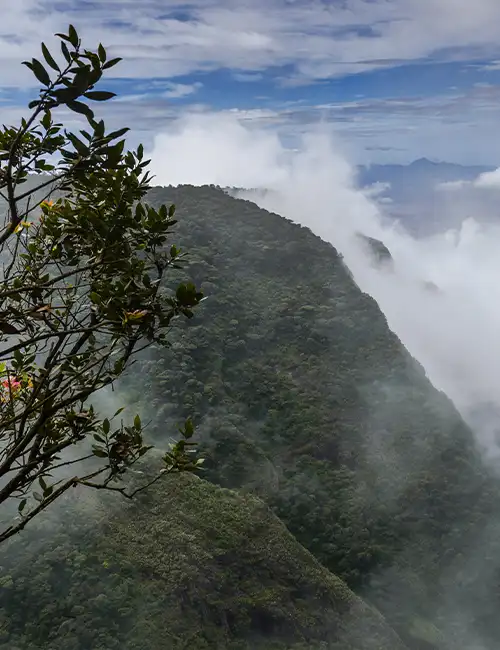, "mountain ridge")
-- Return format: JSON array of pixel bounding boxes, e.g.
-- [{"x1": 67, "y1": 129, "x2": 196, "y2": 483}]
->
[{"x1": 3, "y1": 184, "x2": 500, "y2": 649}]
